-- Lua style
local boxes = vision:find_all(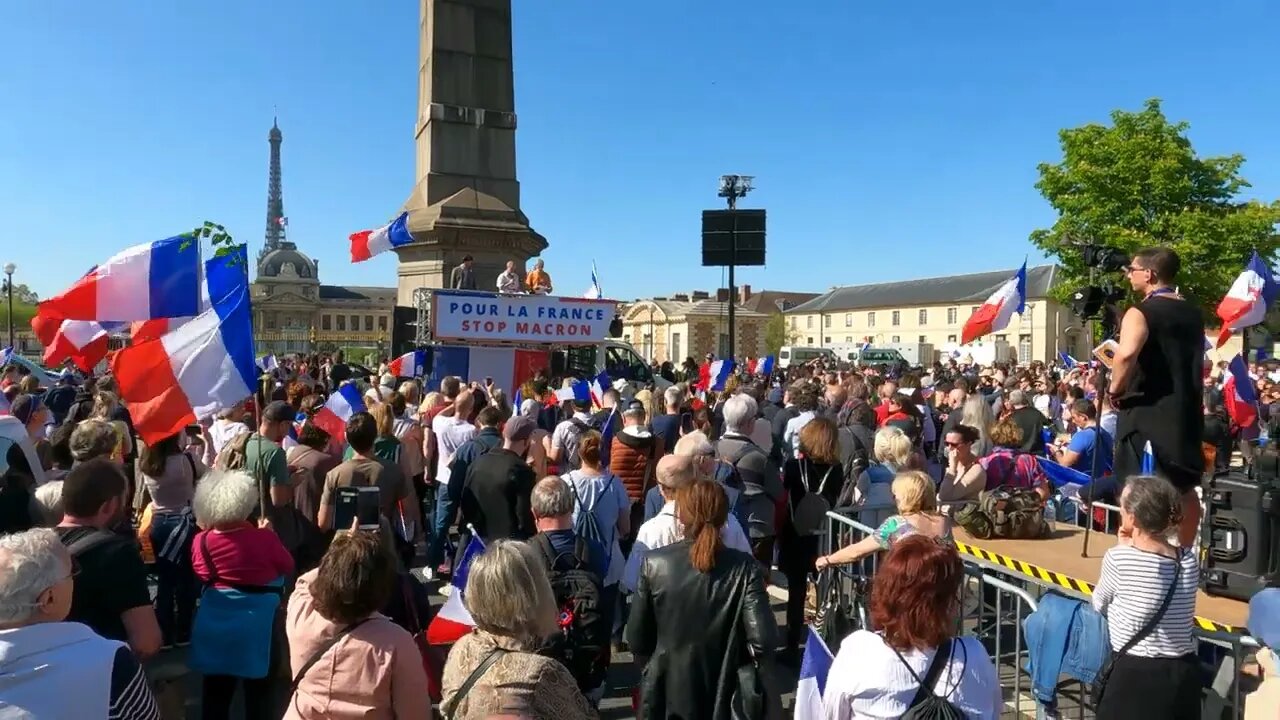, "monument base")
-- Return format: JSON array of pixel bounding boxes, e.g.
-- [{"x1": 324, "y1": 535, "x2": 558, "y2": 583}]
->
[{"x1": 394, "y1": 184, "x2": 547, "y2": 306}]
